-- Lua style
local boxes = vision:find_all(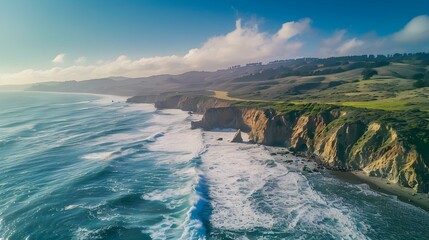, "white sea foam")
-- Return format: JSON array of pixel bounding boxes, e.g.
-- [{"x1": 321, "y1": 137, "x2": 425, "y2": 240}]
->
[
  {"x1": 200, "y1": 131, "x2": 277, "y2": 229},
  {"x1": 355, "y1": 183, "x2": 381, "y2": 197},
  {"x1": 119, "y1": 103, "x2": 156, "y2": 113},
  {"x1": 53, "y1": 100, "x2": 91, "y2": 106},
  {"x1": 75, "y1": 227, "x2": 101, "y2": 240},
  {"x1": 0, "y1": 123, "x2": 35, "y2": 134},
  {"x1": 179, "y1": 200, "x2": 206, "y2": 240},
  {"x1": 64, "y1": 204, "x2": 79, "y2": 210},
  {"x1": 142, "y1": 186, "x2": 191, "y2": 202},
  {"x1": 107, "y1": 179, "x2": 130, "y2": 193},
  {"x1": 201, "y1": 130, "x2": 368, "y2": 239},
  {"x1": 142, "y1": 183, "x2": 193, "y2": 210},
  {"x1": 81, "y1": 151, "x2": 115, "y2": 161},
  {"x1": 89, "y1": 94, "x2": 129, "y2": 106},
  {"x1": 143, "y1": 109, "x2": 207, "y2": 239},
  {"x1": 147, "y1": 109, "x2": 189, "y2": 126},
  {"x1": 141, "y1": 214, "x2": 183, "y2": 240},
  {"x1": 94, "y1": 132, "x2": 148, "y2": 145},
  {"x1": 147, "y1": 109, "x2": 204, "y2": 164}
]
